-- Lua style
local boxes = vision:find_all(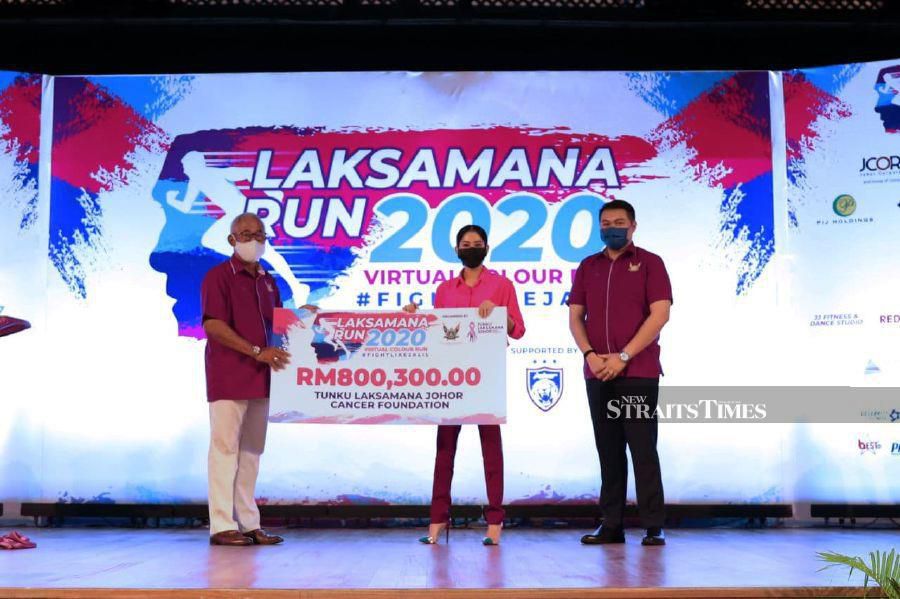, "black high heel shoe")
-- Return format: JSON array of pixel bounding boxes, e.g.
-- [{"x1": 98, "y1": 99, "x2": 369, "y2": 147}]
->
[{"x1": 418, "y1": 522, "x2": 450, "y2": 544}]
